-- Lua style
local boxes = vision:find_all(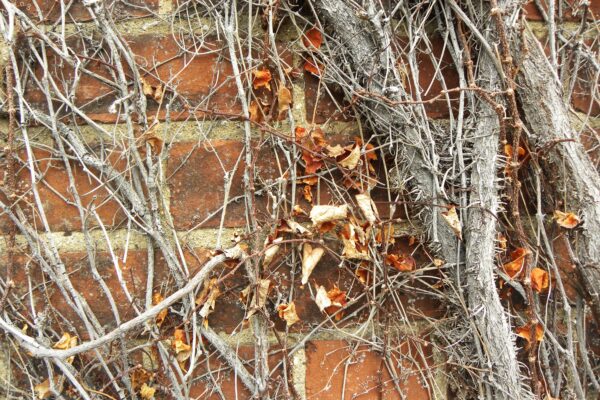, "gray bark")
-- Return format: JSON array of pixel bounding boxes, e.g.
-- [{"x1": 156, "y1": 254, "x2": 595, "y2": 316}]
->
[
  {"x1": 463, "y1": 37, "x2": 533, "y2": 400},
  {"x1": 516, "y1": 29, "x2": 600, "y2": 322},
  {"x1": 312, "y1": 1, "x2": 531, "y2": 398}
]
